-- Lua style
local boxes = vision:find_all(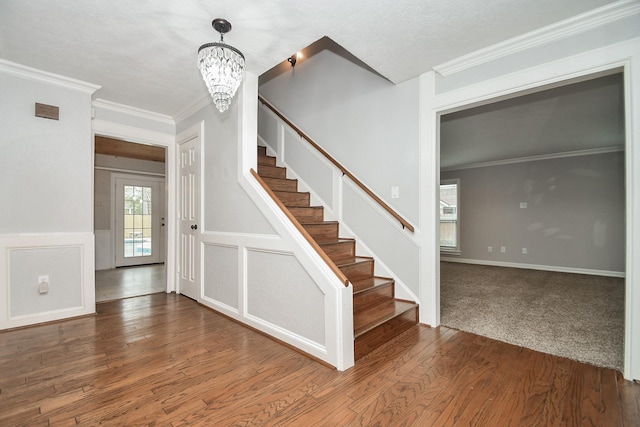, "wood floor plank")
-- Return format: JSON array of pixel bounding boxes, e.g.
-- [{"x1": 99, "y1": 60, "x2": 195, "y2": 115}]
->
[
  {"x1": 599, "y1": 369, "x2": 623, "y2": 427},
  {"x1": 425, "y1": 335, "x2": 509, "y2": 426},
  {"x1": 618, "y1": 371, "x2": 640, "y2": 427},
  {"x1": 0, "y1": 405, "x2": 42, "y2": 426},
  {"x1": 557, "y1": 358, "x2": 584, "y2": 426},
  {"x1": 580, "y1": 363, "x2": 602, "y2": 427},
  {"x1": 0, "y1": 293, "x2": 638, "y2": 426},
  {"x1": 517, "y1": 351, "x2": 557, "y2": 426},
  {"x1": 347, "y1": 328, "x2": 460, "y2": 422},
  {"x1": 473, "y1": 345, "x2": 535, "y2": 427},
  {"x1": 434, "y1": 338, "x2": 519, "y2": 426}
]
